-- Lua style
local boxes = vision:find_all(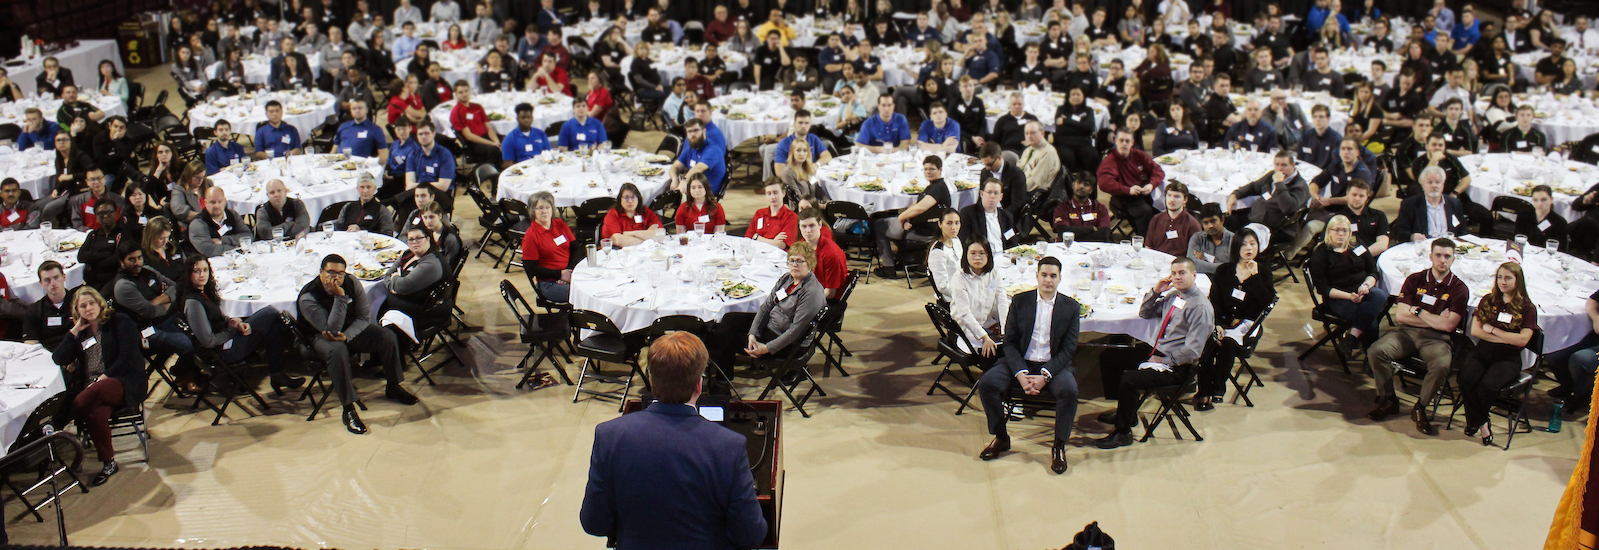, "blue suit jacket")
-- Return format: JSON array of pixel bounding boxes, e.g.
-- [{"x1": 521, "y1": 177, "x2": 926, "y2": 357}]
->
[{"x1": 581, "y1": 402, "x2": 768, "y2": 550}]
